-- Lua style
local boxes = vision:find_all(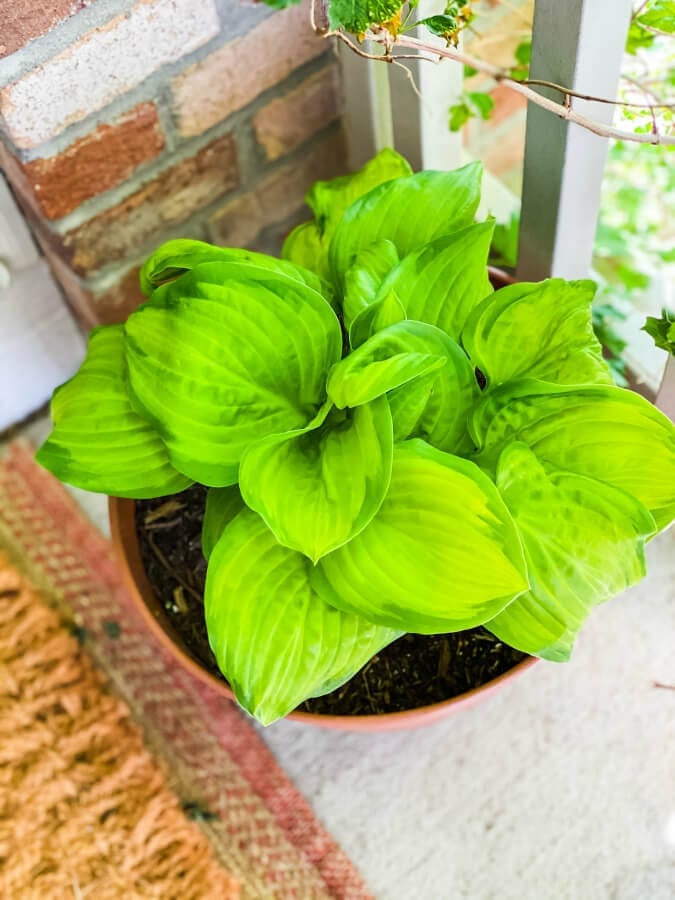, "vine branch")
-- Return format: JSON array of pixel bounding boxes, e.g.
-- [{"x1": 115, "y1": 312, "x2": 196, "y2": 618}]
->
[{"x1": 314, "y1": 10, "x2": 675, "y2": 147}]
